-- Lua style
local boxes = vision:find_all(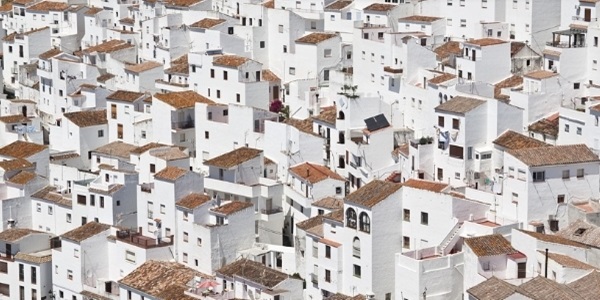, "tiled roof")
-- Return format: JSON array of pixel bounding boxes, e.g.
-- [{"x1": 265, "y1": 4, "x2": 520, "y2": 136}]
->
[
  {"x1": 124, "y1": 61, "x2": 162, "y2": 73},
  {"x1": 524, "y1": 70, "x2": 558, "y2": 80},
  {"x1": 518, "y1": 230, "x2": 589, "y2": 248},
  {"x1": 130, "y1": 143, "x2": 169, "y2": 155},
  {"x1": 154, "y1": 166, "x2": 188, "y2": 182},
  {"x1": 7, "y1": 171, "x2": 36, "y2": 185},
  {"x1": 0, "y1": 2, "x2": 12, "y2": 12},
  {"x1": 285, "y1": 118, "x2": 315, "y2": 135},
  {"x1": 435, "y1": 96, "x2": 485, "y2": 115},
  {"x1": 27, "y1": 1, "x2": 69, "y2": 11},
  {"x1": 325, "y1": 0, "x2": 352, "y2": 10},
  {"x1": 39, "y1": 48, "x2": 62, "y2": 60},
  {"x1": 345, "y1": 180, "x2": 401, "y2": 208},
  {"x1": 465, "y1": 234, "x2": 517, "y2": 257},
  {"x1": 82, "y1": 40, "x2": 134, "y2": 54},
  {"x1": 119, "y1": 17, "x2": 135, "y2": 24},
  {"x1": 49, "y1": 152, "x2": 80, "y2": 161},
  {"x1": 557, "y1": 220, "x2": 600, "y2": 248},
  {"x1": 510, "y1": 42, "x2": 527, "y2": 57},
  {"x1": 402, "y1": 179, "x2": 449, "y2": 193},
  {"x1": 0, "y1": 141, "x2": 47, "y2": 159},
  {"x1": 12, "y1": 0, "x2": 35, "y2": 6},
  {"x1": 428, "y1": 73, "x2": 456, "y2": 85},
  {"x1": 466, "y1": 38, "x2": 507, "y2": 47},
  {"x1": 493, "y1": 130, "x2": 550, "y2": 150},
  {"x1": 163, "y1": 0, "x2": 202, "y2": 7},
  {"x1": 89, "y1": 184, "x2": 124, "y2": 195},
  {"x1": 0, "y1": 114, "x2": 30, "y2": 123},
  {"x1": 61, "y1": 222, "x2": 111, "y2": 243},
  {"x1": 467, "y1": 277, "x2": 517, "y2": 300},
  {"x1": 528, "y1": 114, "x2": 559, "y2": 137},
  {"x1": 312, "y1": 106, "x2": 336, "y2": 125},
  {"x1": 211, "y1": 201, "x2": 254, "y2": 216},
  {"x1": 84, "y1": 6, "x2": 104, "y2": 15},
  {"x1": 120, "y1": 261, "x2": 209, "y2": 299},
  {"x1": 398, "y1": 15, "x2": 442, "y2": 23},
  {"x1": 14, "y1": 252, "x2": 52, "y2": 264},
  {"x1": 363, "y1": 3, "x2": 396, "y2": 11},
  {"x1": 296, "y1": 32, "x2": 338, "y2": 44},
  {"x1": 190, "y1": 18, "x2": 226, "y2": 29},
  {"x1": 63, "y1": 109, "x2": 107, "y2": 127},
  {"x1": 326, "y1": 294, "x2": 366, "y2": 300},
  {"x1": 543, "y1": 251, "x2": 596, "y2": 270},
  {"x1": 262, "y1": 0, "x2": 274, "y2": 8},
  {"x1": 31, "y1": 186, "x2": 72, "y2": 207},
  {"x1": 204, "y1": 147, "x2": 262, "y2": 169},
  {"x1": 494, "y1": 75, "x2": 522, "y2": 100},
  {"x1": 217, "y1": 259, "x2": 288, "y2": 288},
  {"x1": 97, "y1": 73, "x2": 115, "y2": 82},
  {"x1": 106, "y1": 90, "x2": 145, "y2": 102},
  {"x1": 518, "y1": 276, "x2": 581, "y2": 299},
  {"x1": 312, "y1": 197, "x2": 344, "y2": 210},
  {"x1": 212, "y1": 55, "x2": 251, "y2": 68},
  {"x1": 289, "y1": 162, "x2": 344, "y2": 184},
  {"x1": 434, "y1": 41, "x2": 461, "y2": 60},
  {"x1": 0, "y1": 228, "x2": 41, "y2": 242},
  {"x1": 165, "y1": 55, "x2": 188, "y2": 74},
  {"x1": 0, "y1": 158, "x2": 33, "y2": 171},
  {"x1": 508, "y1": 144, "x2": 599, "y2": 167},
  {"x1": 150, "y1": 147, "x2": 188, "y2": 161},
  {"x1": 93, "y1": 141, "x2": 137, "y2": 159},
  {"x1": 323, "y1": 208, "x2": 344, "y2": 223},
  {"x1": 261, "y1": 69, "x2": 280, "y2": 82},
  {"x1": 567, "y1": 270, "x2": 600, "y2": 299},
  {"x1": 296, "y1": 215, "x2": 325, "y2": 231},
  {"x1": 154, "y1": 91, "x2": 214, "y2": 109},
  {"x1": 176, "y1": 193, "x2": 211, "y2": 210}
]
